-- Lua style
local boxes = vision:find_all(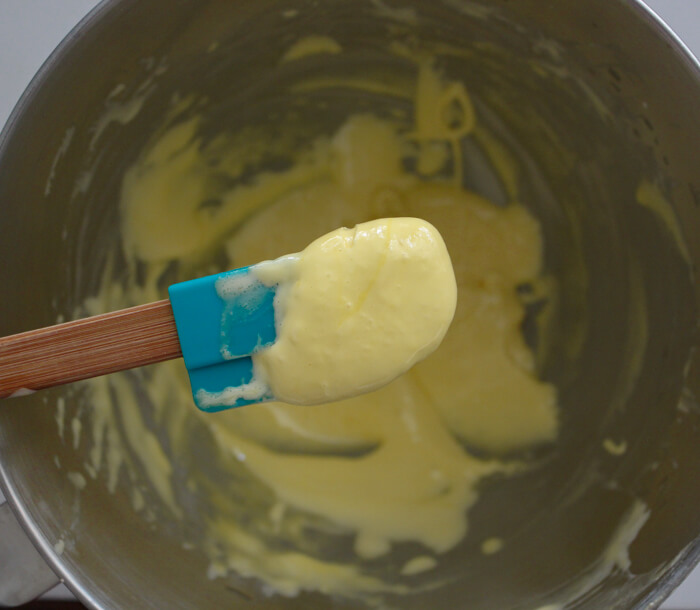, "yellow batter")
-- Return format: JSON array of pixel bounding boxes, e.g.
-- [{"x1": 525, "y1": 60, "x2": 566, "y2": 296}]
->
[
  {"x1": 243, "y1": 217, "x2": 458, "y2": 405},
  {"x1": 78, "y1": 45, "x2": 559, "y2": 601}
]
